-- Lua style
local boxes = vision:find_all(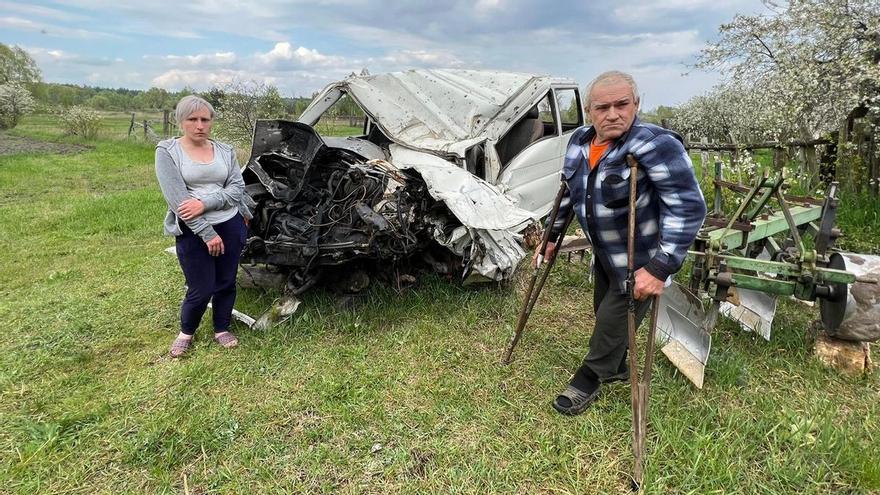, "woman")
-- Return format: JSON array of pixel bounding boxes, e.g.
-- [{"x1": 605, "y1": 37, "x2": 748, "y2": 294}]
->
[{"x1": 155, "y1": 95, "x2": 253, "y2": 357}]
